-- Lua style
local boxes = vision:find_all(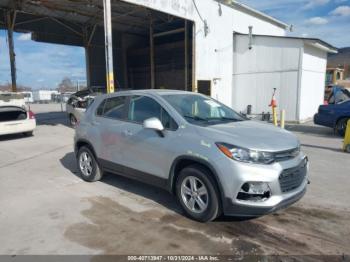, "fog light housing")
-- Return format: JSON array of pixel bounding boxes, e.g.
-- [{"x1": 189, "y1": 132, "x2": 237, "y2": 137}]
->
[{"x1": 237, "y1": 182, "x2": 271, "y2": 201}]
